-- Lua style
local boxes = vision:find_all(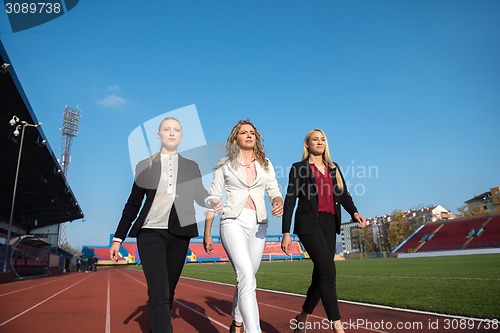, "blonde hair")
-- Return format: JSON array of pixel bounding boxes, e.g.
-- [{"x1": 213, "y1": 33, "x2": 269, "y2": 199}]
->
[
  {"x1": 302, "y1": 128, "x2": 344, "y2": 192},
  {"x1": 218, "y1": 119, "x2": 269, "y2": 171},
  {"x1": 148, "y1": 117, "x2": 182, "y2": 167}
]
